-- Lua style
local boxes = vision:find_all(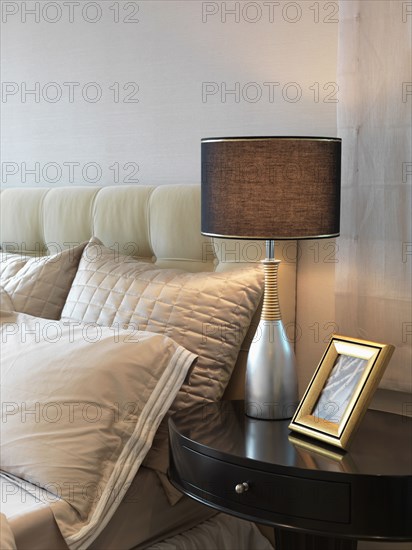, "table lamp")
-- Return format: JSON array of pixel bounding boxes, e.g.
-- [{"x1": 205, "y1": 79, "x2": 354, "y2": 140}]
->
[{"x1": 201, "y1": 136, "x2": 341, "y2": 420}]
